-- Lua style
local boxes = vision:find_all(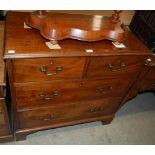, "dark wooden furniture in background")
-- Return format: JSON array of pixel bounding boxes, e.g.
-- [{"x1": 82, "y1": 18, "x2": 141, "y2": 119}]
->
[
  {"x1": 130, "y1": 11, "x2": 155, "y2": 52},
  {"x1": 26, "y1": 10, "x2": 125, "y2": 44},
  {"x1": 129, "y1": 11, "x2": 155, "y2": 94},
  {"x1": 4, "y1": 12, "x2": 153, "y2": 141},
  {"x1": 137, "y1": 56, "x2": 155, "y2": 92},
  {"x1": 0, "y1": 21, "x2": 13, "y2": 143}
]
